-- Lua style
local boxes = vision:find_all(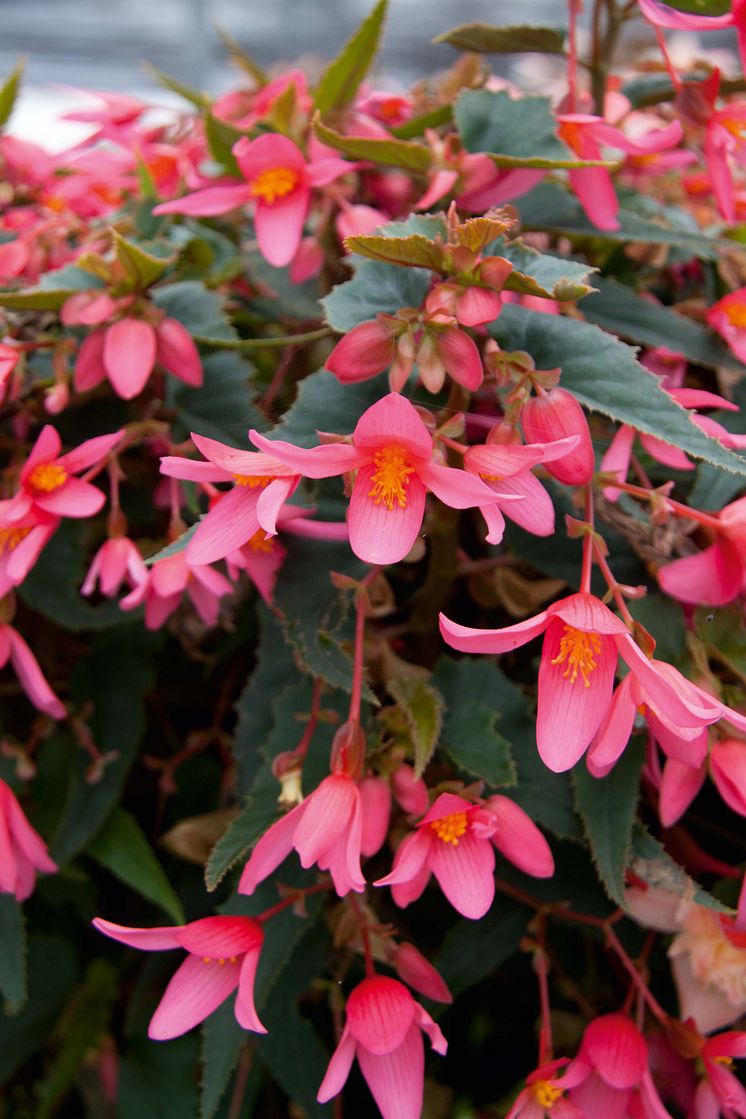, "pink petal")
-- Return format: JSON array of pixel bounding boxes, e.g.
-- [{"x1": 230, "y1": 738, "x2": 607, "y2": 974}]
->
[
  {"x1": 710, "y1": 738, "x2": 746, "y2": 815},
  {"x1": 57, "y1": 429, "x2": 124, "y2": 473},
  {"x1": 159, "y1": 456, "x2": 229, "y2": 483},
  {"x1": 153, "y1": 184, "x2": 252, "y2": 217},
  {"x1": 456, "y1": 286, "x2": 503, "y2": 328},
  {"x1": 74, "y1": 330, "x2": 108, "y2": 392},
  {"x1": 254, "y1": 188, "x2": 310, "y2": 268},
  {"x1": 658, "y1": 540, "x2": 743, "y2": 607},
  {"x1": 326, "y1": 321, "x2": 395, "y2": 383},
  {"x1": 175, "y1": 916, "x2": 264, "y2": 958},
  {"x1": 429, "y1": 829, "x2": 495, "y2": 918},
  {"x1": 357, "y1": 1022, "x2": 425, "y2": 1119},
  {"x1": 586, "y1": 676, "x2": 637, "y2": 778},
  {"x1": 659, "y1": 759, "x2": 706, "y2": 827},
  {"x1": 34, "y1": 477, "x2": 105, "y2": 518},
  {"x1": 394, "y1": 944, "x2": 452, "y2": 1004},
  {"x1": 672, "y1": 953, "x2": 746, "y2": 1035},
  {"x1": 92, "y1": 917, "x2": 181, "y2": 951},
  {"x1": 571, "y1": 1075, "x2": 631, "y2": 1119},
  {"x1": 103, "y1": 318, "x2": 157, "y2": 400},
  {"x1": 156, "y1": 318, "x2": 203, "y2": 387},
  {"x1": 639, "y1": 432, "x2": 693, "y2": 471},
  {"x1": 486, "y1": 795, "x2": 554, "y2": 877},
  {"x1": 417, "y1": 461, "x2": 501, "y2": 509},
  {"x1": 583, "y1": 1014, "x2": 647, "y2": 1088},
  {"x1": 439, "y1": 610, "x2": 549, "y2": 654},
  {"x1": 414, "y1": 168, "x2": 458, "y2": 210},
  {"x1": 568, "y1": 167, "x2": 620, "y2": 231},
  {"x1": 617, "y1": 635, "x2": 719, "y2": 729},
  {"x1": 549, "y1": 592, "x2": 628, "y2": 635},
  {"x1": 359, "y1": 776, "x2": 392, "y2": 857},
  {"x1": 20, "y1": 426, "x2": 62, "y2": 482},
  {"x1": 293, "y1": 774, "x2": 358, "y2": 868},
  {"x1": 435, "y1": 327, "x2": 484, "y2": 389},
  {"x1": 347, "y1": 976, "x2": 417, "y2": 1055},
  {"x1": 374, "y1": 829, "x2": 432, "y2": 889},
  {"x1": 187, "y1": 485, "x2": 263, "y2": 565},
  {"x1": 61, "y1": 290, "x2": 117, "y2": 326},
  {"x1": 237, "y1": 541, "x2": 284, "y2": 602},
  {"x1": 249, "y1": 429, "x2": 363, "y2": 478},
  {"x1": 237, "y1": 802, "x2": 304, "y2": 896},
  {"x1": 317, "y1": 1027, "x2": 356, "y2": 1103},
  {"x1": 413, "y1": 1004, "x2": 448, "y2": 1055},
  {"x1": 233, "y1": 133, "x2": 306, "y2": 179},
  {"x1": 348, "y1": 467, "x2": 426, "y2": 564},
  {"x1": 537, "y1": 621, "x2": 617, "y2": 771},
  {"x1": 8, "y1": 629, "x2": 65, "y2": 718},
  {"x1": 353, "y1": 393, "x2": 432, "y2": 460},
  {"x1": 600, "y1": 425, "x2": 635, "y2": 502},
  {"x1": 256, "y1": 476, "x2": 297, "y2": 535},
  {"x1": 637, "y1": 0, "x2": 734, "y2": 29},
  {"x1": 235, "y1": 948, "x2": 267, "y2": 1033},
  {"x1": 148, "y1": 953, "x2": 240, "y2": 1040},
  {"x1": 489, "y1": 470, "x2": 555, "y2": 536}
]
